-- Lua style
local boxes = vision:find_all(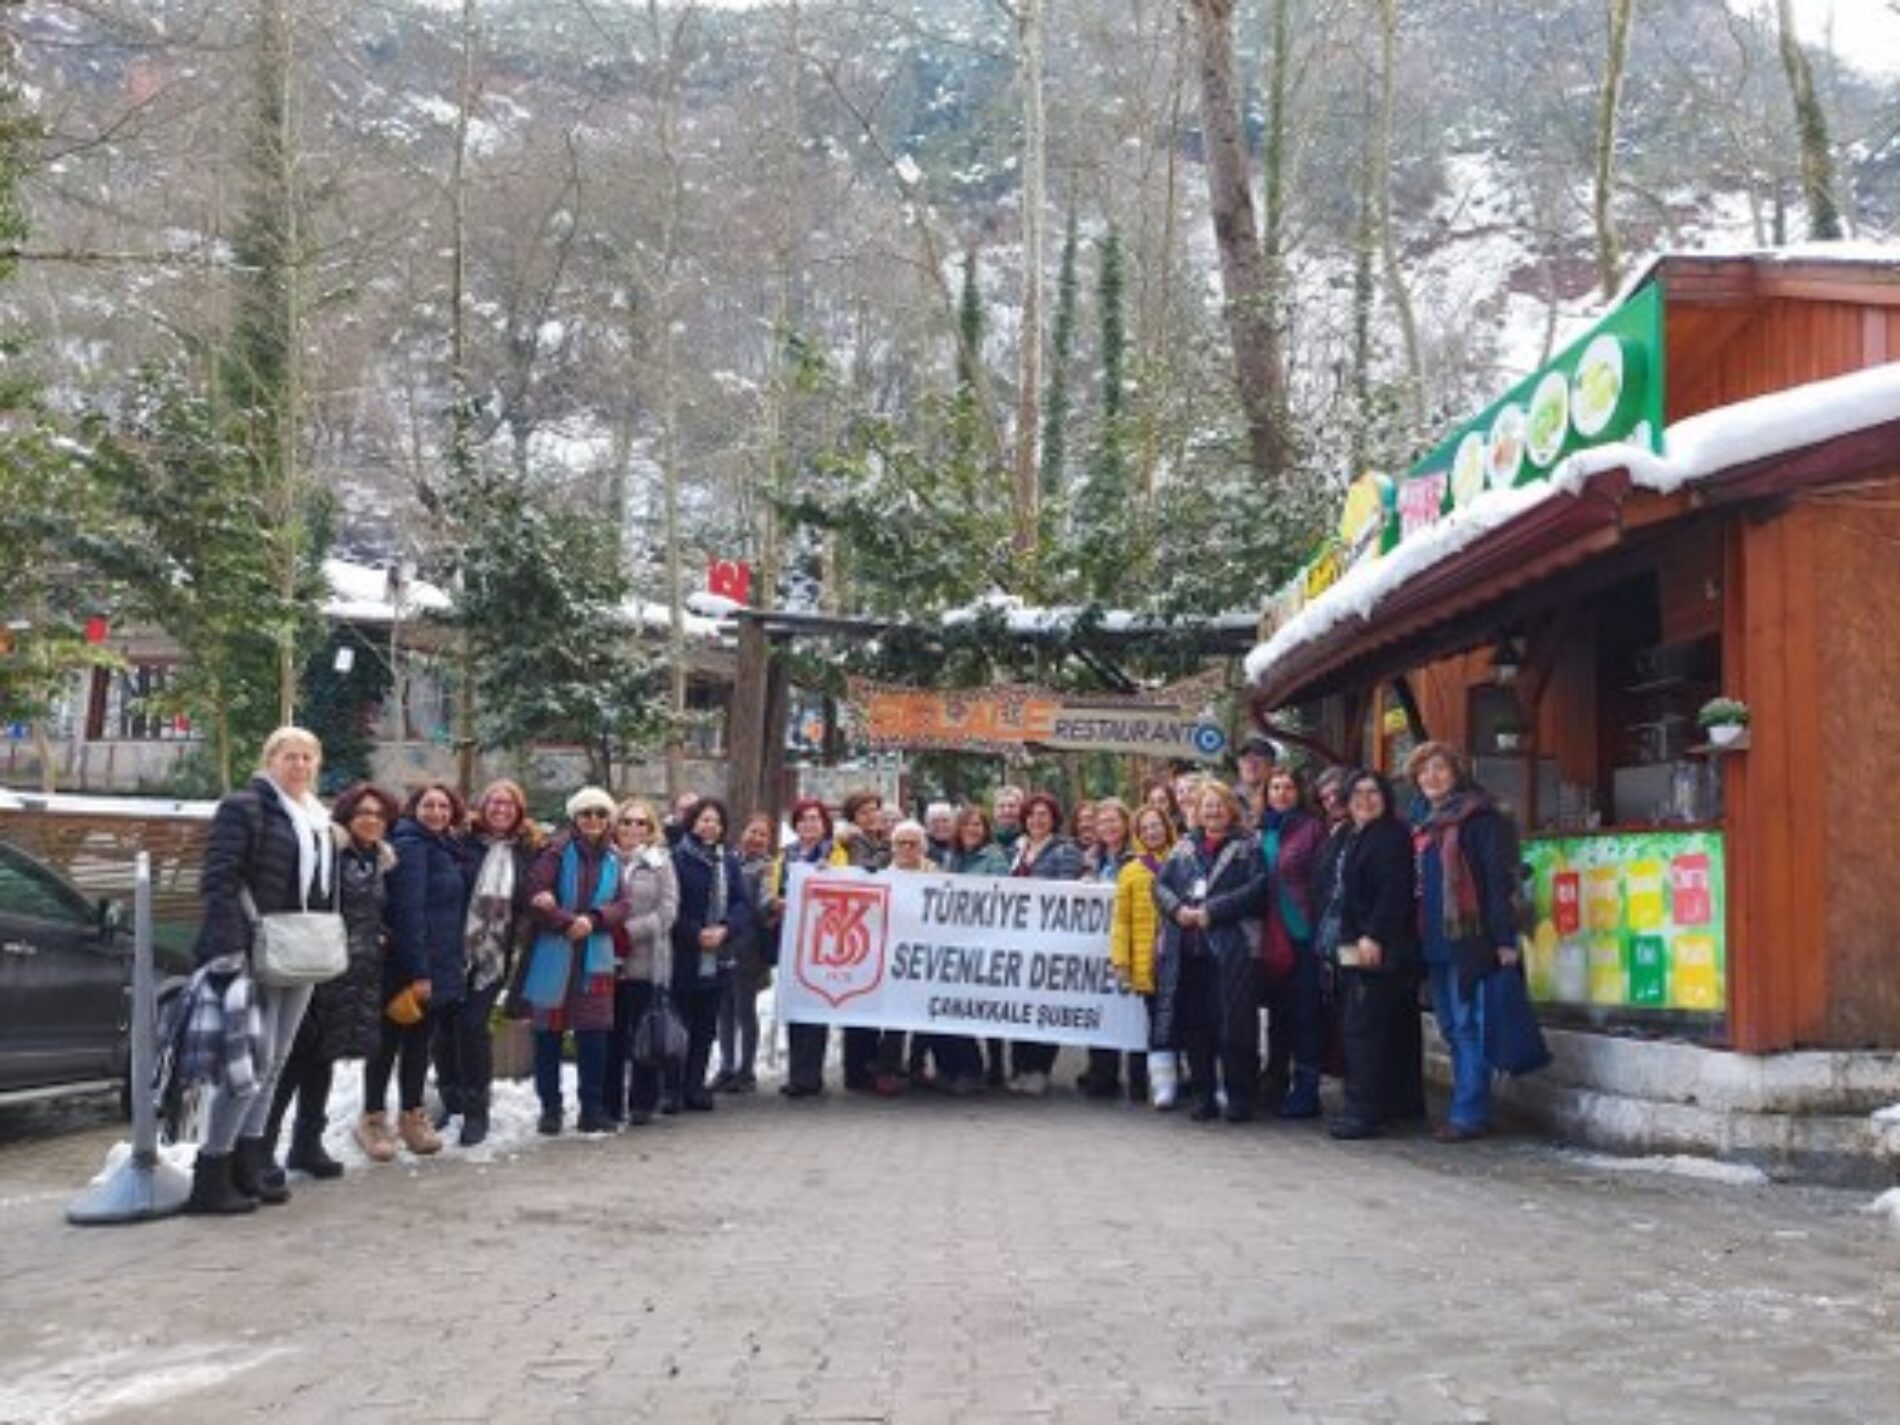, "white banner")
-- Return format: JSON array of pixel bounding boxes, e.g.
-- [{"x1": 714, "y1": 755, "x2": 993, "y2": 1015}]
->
[{"x1": 777, "y1": 866, "x2": 1149, "y2": 1051}]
